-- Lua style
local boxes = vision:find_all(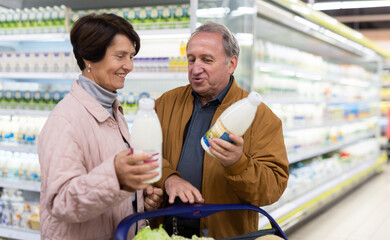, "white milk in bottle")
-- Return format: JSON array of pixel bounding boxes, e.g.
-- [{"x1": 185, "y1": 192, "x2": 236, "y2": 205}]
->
[
  {"x1": 130, "y1": 98, "x2": 162, "y2": 183},
  {"x1": 201, "y1": 91, "x2": 263, "y2": 157}
]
